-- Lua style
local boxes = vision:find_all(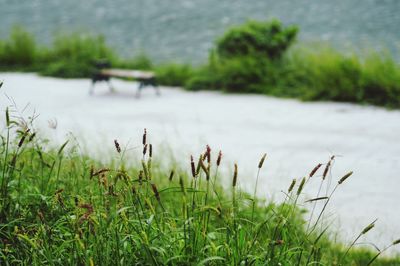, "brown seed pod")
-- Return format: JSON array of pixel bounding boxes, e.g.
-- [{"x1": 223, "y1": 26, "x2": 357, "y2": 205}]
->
[
  {"x1": 232, "y1": 163, "x2": 238, "y2": 187},
  {"x1": 322, "y1": 161, "x2": 331, "y2": 180},
  {"x1": 288, "y1": 179, "x2": 296, "y2": 193},
  {"x1": 18, "y1": 129, "x2": 30, "y2": 147},
  {"x1": 258, "y1": 153, "x2": 267, "y2": 169},
  {"x1": 151, "y1": 183, "x2": 161, "y2": 202},
  {"x1": 297, "y1": 177, "x2": 306, "y2": 196},
  {"x1": 309, "y1": 163, "x2": 322, "y2": 178},
  {"x1": 114, "y1": 139, "x2": 121, "y2": 153},
  {"x1": 190, "y1": 155, "x2": 196, "y2": 178},
  {"x1": 142, "y1": 128, "x2": 147, "y2": 145},
  {"x1": 338, "y1": 171, "x2": 353, "y2": 185},
  {"x1": 216, "y1": 151, "x2": 222, "y2": 166}
]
